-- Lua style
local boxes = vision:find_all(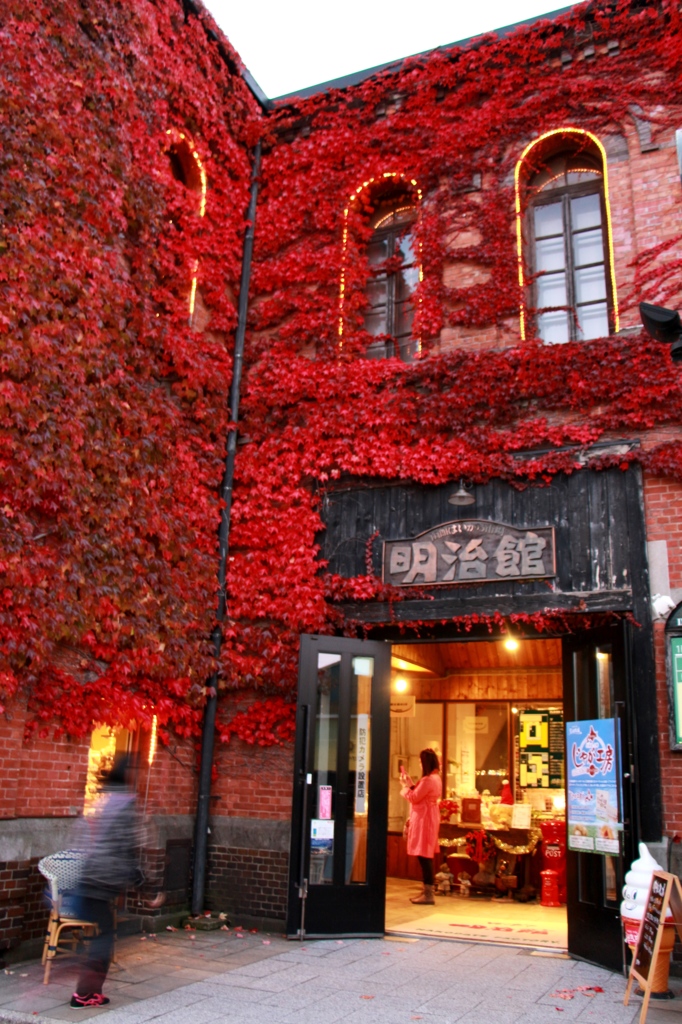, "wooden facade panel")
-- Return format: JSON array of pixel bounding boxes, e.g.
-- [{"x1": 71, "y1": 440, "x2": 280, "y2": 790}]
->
[
  {"x1": 321, "y1": 467, "x2": 644, "y2": 622},
  {"x1": 412, "y1": 672, "x2": 562, "y2": 702}
]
